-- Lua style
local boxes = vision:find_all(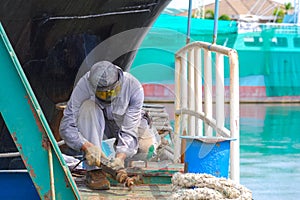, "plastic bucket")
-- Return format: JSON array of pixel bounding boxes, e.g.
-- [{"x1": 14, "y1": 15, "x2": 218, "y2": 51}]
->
[{"x1": 181, "y1": 136, "x2": 234, "y2": 178}]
